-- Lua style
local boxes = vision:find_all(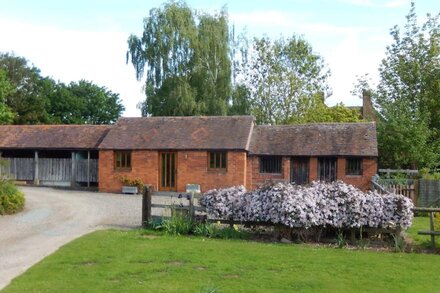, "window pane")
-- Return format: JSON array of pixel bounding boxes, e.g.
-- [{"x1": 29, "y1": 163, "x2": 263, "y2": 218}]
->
[
  {"x1": 260, "y1": 156, "x2": 282, "y2": 173},
  {"x1": 221, "y1": 152, "x2": 227, "y2": 169}
]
